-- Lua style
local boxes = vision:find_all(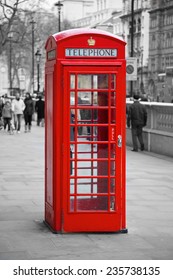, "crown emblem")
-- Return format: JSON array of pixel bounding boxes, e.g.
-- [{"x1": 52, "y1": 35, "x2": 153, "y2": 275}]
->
[{"x1": 88, "y1": 37, "x2": 95, "y2": 46}]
